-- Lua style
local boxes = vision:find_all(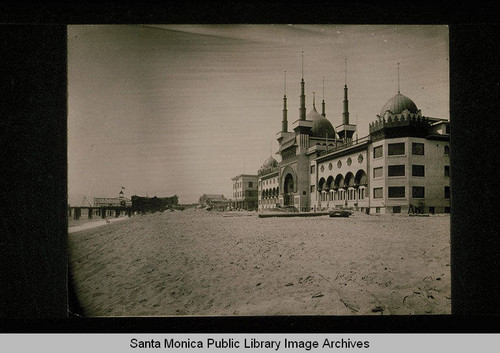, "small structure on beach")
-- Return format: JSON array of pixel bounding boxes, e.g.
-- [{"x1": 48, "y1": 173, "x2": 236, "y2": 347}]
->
[
  {"x1": 131, "y1": 195, "x2": 179, "y2": 213},
  {"x1": 329, "y1": 210, "x2": 352, "y2": 218},
  {"x1": 199, "y1": 194, "x2": 230, "y2": 211}
]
